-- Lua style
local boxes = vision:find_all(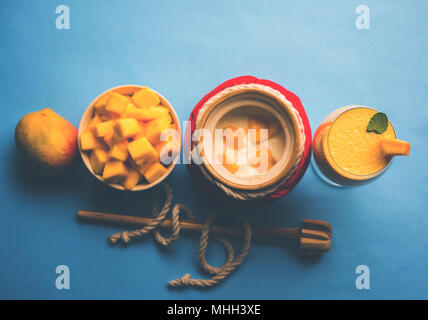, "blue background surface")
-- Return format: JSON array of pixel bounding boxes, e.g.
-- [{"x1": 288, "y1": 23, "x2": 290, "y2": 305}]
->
[{"x1": 1, "y1": 0, "x2": 427, "y2": 299}]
